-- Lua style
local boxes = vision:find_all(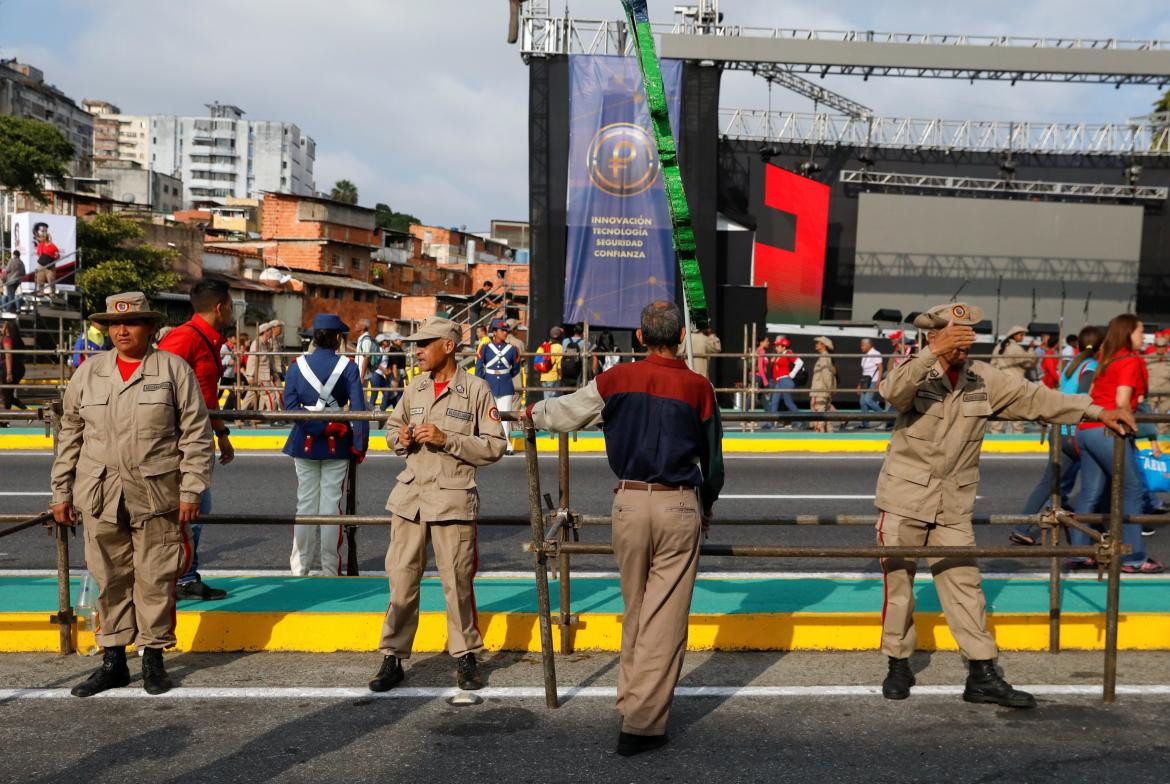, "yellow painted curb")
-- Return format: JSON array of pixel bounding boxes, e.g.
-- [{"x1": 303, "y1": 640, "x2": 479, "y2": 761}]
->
[
  {"x1": 3, "y1": 611, "x2": 1166, "y2": 653},
  {"x1": 0, "y1": 433, "x2": 1049, "y2": 454}
]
